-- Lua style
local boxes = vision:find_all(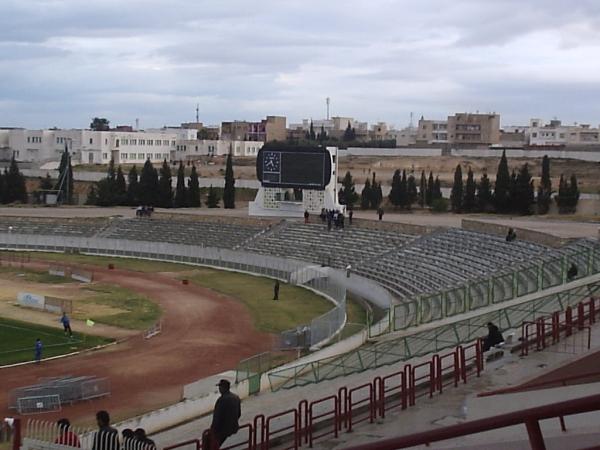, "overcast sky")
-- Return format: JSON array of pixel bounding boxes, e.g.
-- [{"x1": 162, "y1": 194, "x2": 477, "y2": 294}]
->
[{"x1": 2, "y1": 0, "x2": 600, "y2": 130}]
